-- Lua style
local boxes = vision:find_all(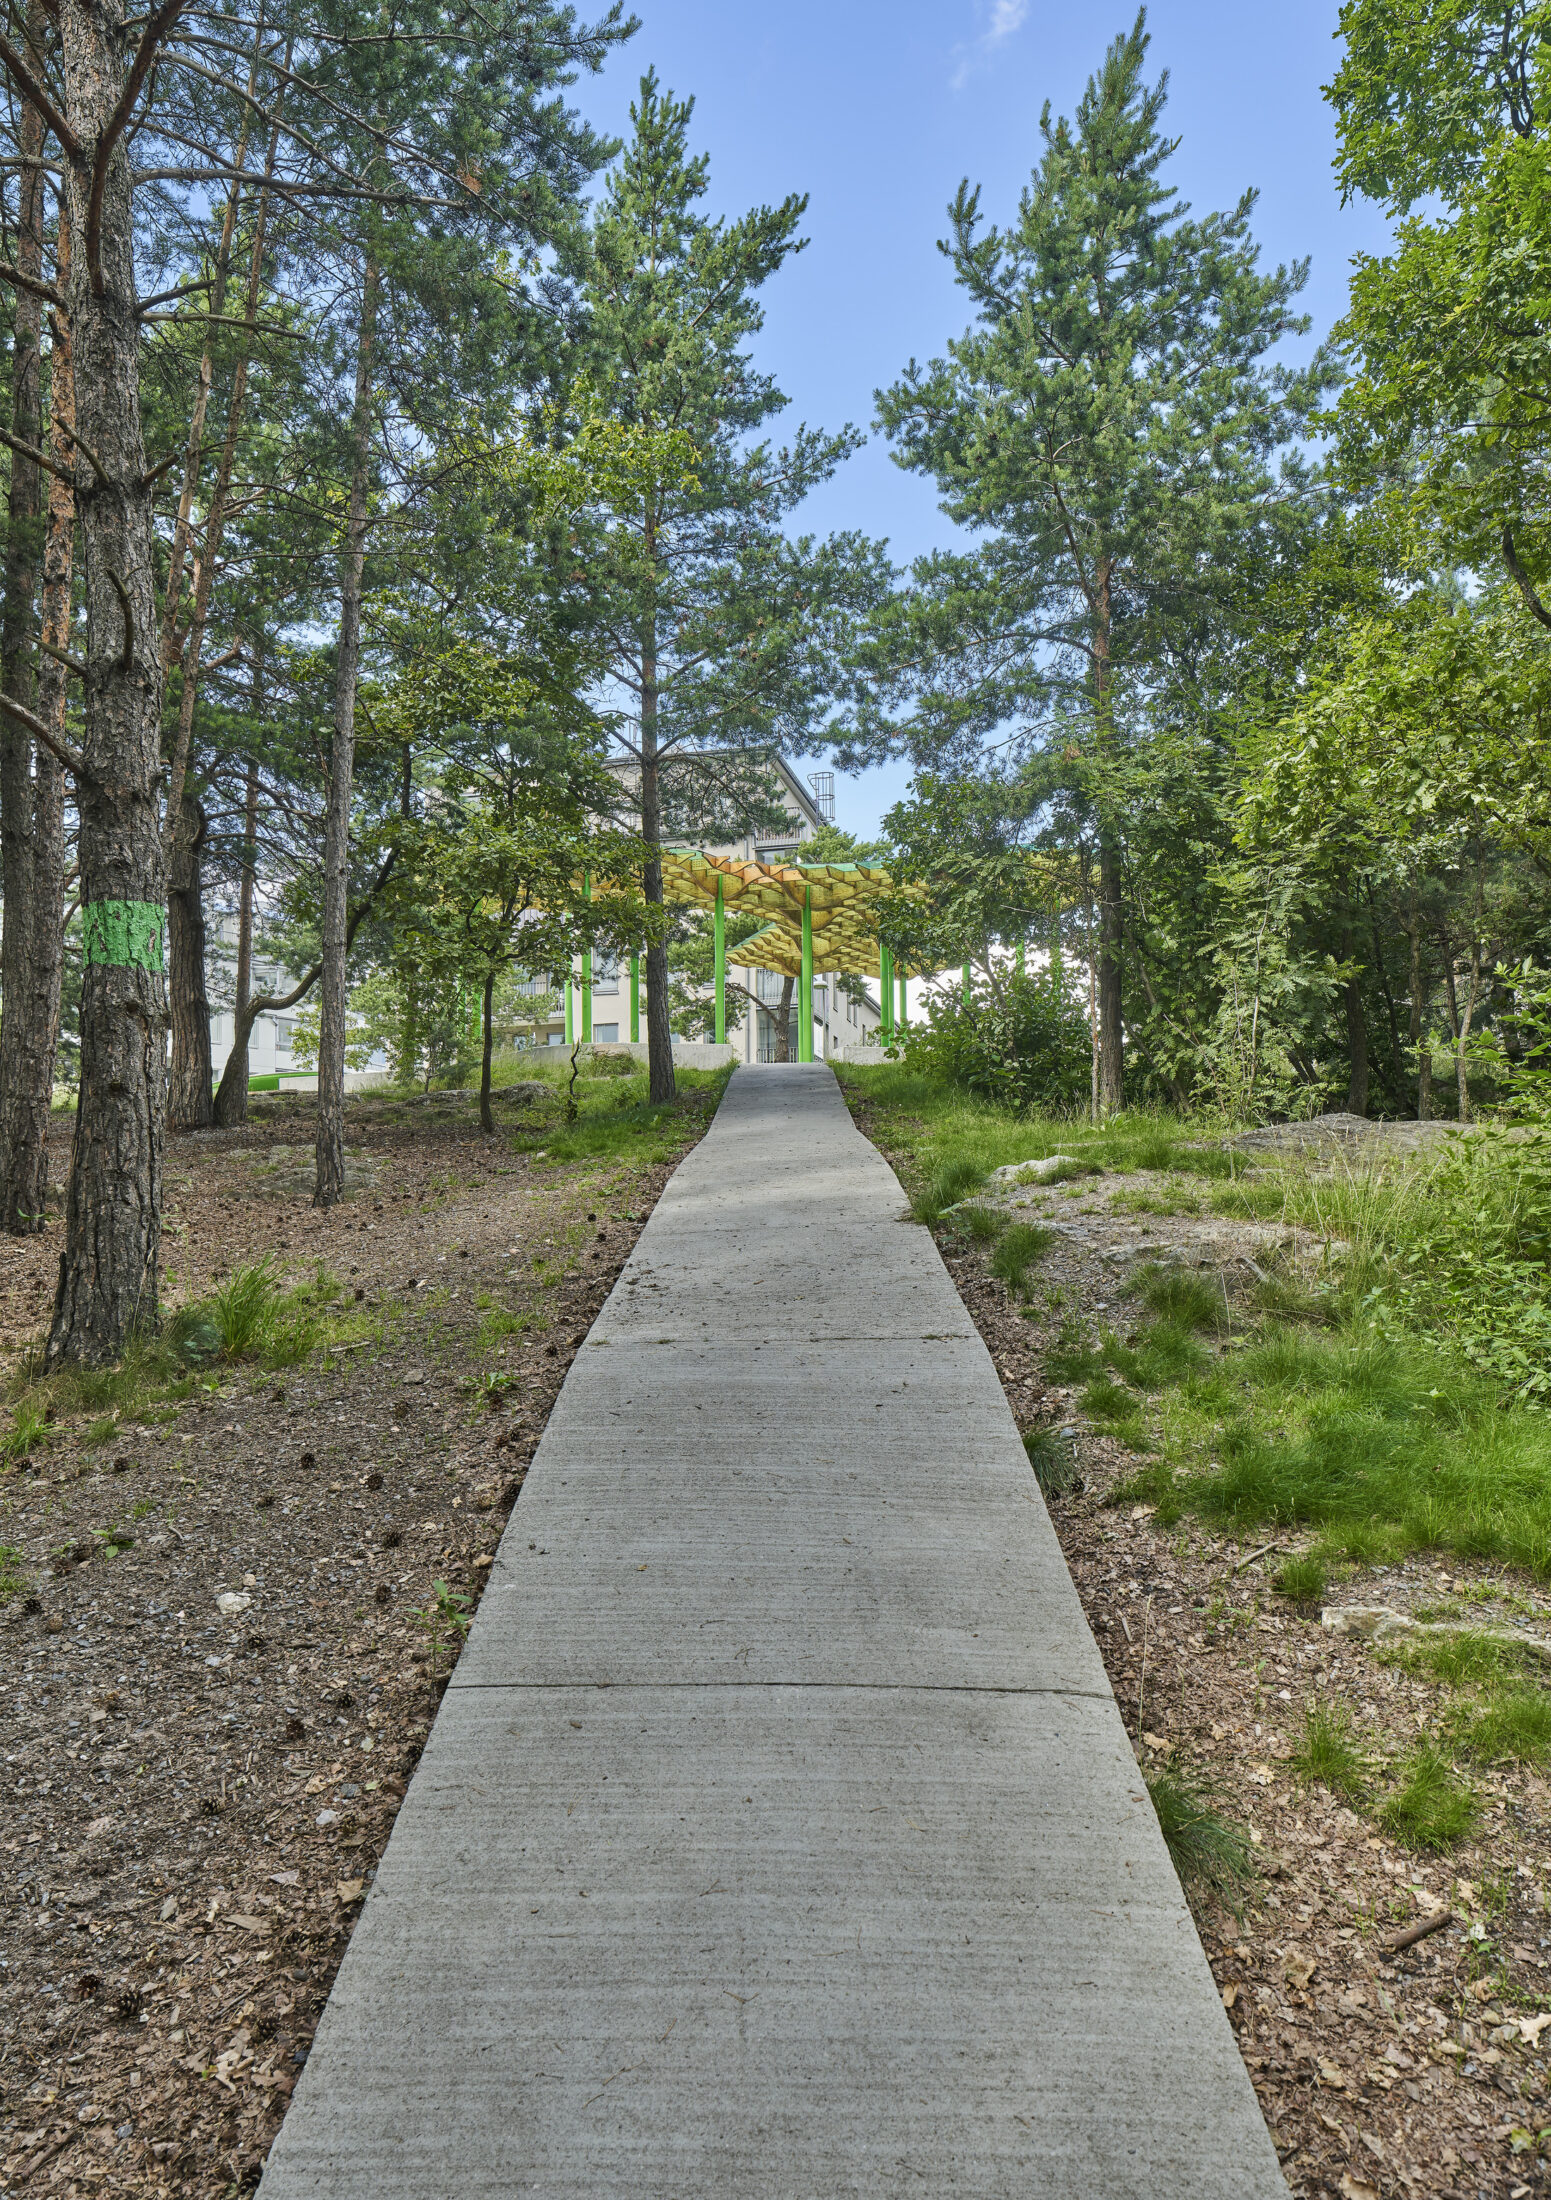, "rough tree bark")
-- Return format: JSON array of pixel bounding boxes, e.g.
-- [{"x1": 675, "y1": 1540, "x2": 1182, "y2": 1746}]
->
[
  {"x1": 638, "y1": 553, "x2": 675, "y2": 1106},
  {"x1": 1407, "y1": 898, "x2": 1432, "y2": 1121},
  {"x1": 1092, "y1": 563, "x2": 1123, "y2": 1113},
  {"x1": 479, "y1": 968, "x2": 496, "y2": 1134},
  {"x1": 8, "y1": 203, "x2": 76, "y2": 1231},
  {"x1": 45, "y1": 0, "x2": 170, "y2": 1366},
  {"x1": 1342, "y1": 922, "x2": 1369, "y2": 1118},
  {"x1": 772, "y1": 972, "x2": 794, "y2": 1063},
  {"x1": 216, "y1": 755, "x2": 259, "y2": 1128},
  {"x1": 166, "y1": 788, "x2": 211, "y2": 1128},
  {"x1": 315, "y1": 253, "x2": 379, "y2": 1209},
  {"x1": 0, "y1": 35, "x2": 47, "y2": 1231}
]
